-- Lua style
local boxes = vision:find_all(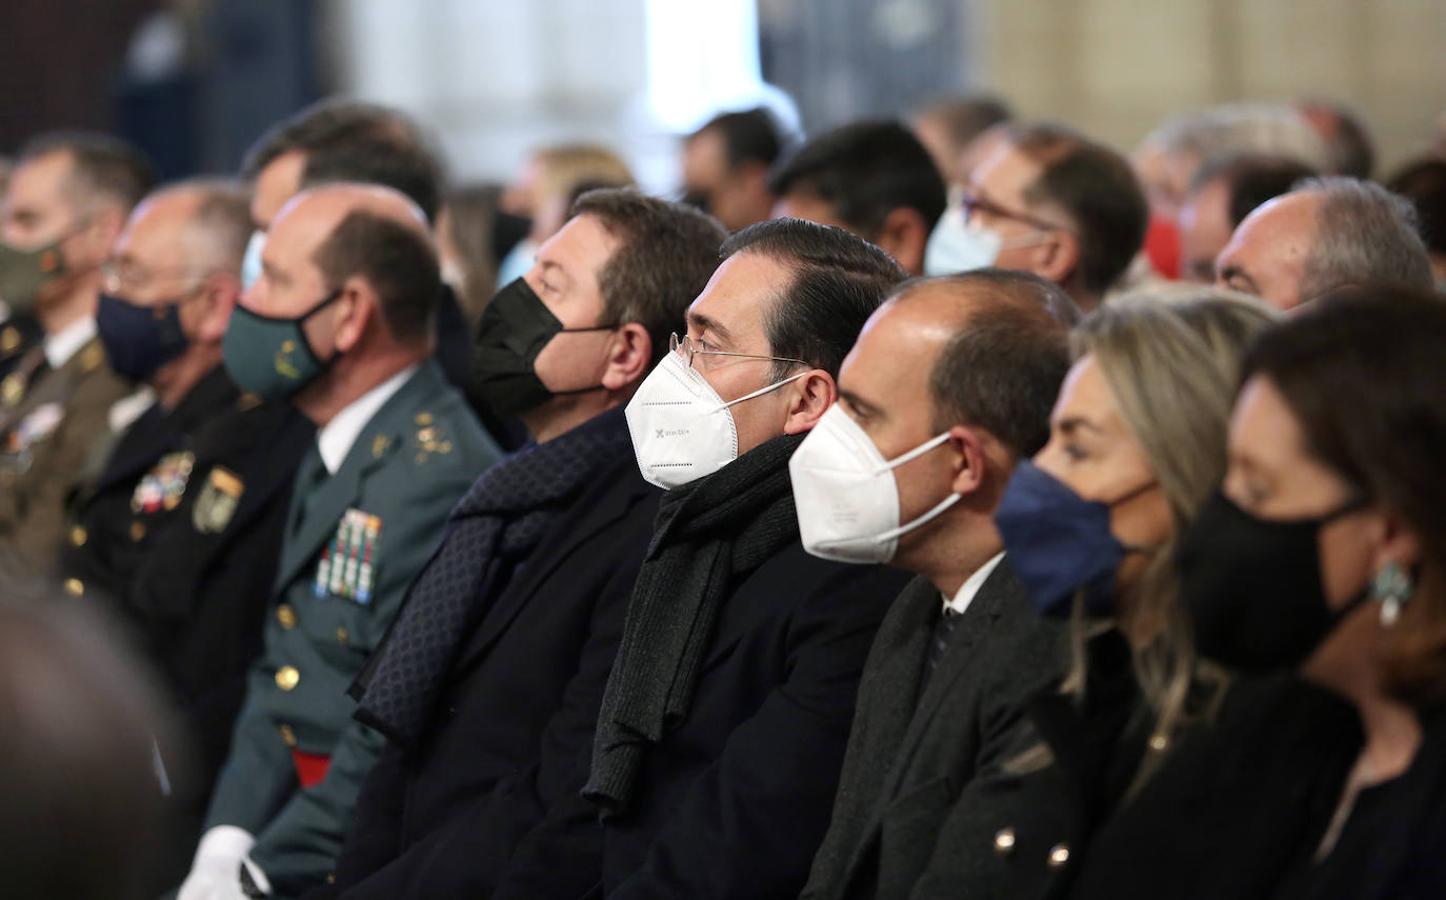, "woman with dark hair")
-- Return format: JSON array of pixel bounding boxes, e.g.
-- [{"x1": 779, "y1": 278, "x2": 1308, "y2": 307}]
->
[{"x1": 1070, "y1": 284, "x2": 1446, "y2": 899}]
